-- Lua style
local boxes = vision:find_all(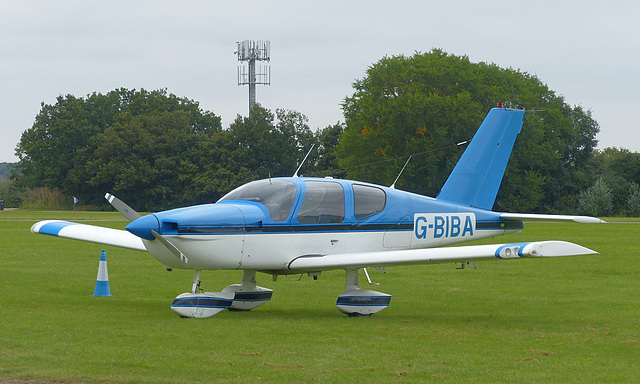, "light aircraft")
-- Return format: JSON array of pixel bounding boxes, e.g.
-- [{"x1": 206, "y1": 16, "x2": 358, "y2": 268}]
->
[{"x1": 31, "y1": 107, "x2": 602, "y2": 318}]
